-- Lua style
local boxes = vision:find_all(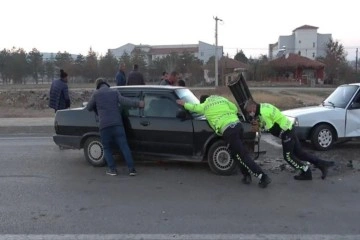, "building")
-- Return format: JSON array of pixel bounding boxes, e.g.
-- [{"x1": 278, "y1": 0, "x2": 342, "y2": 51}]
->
[
  {"x1": 269, "y1": 53, "x2": 325, "y2": 83},
  {"x1": 108, "y1": 41, "x2": 223, "y2": 65},
  {"x1": 269, "y1": 25, "x2": 332, "y2": 60}
]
